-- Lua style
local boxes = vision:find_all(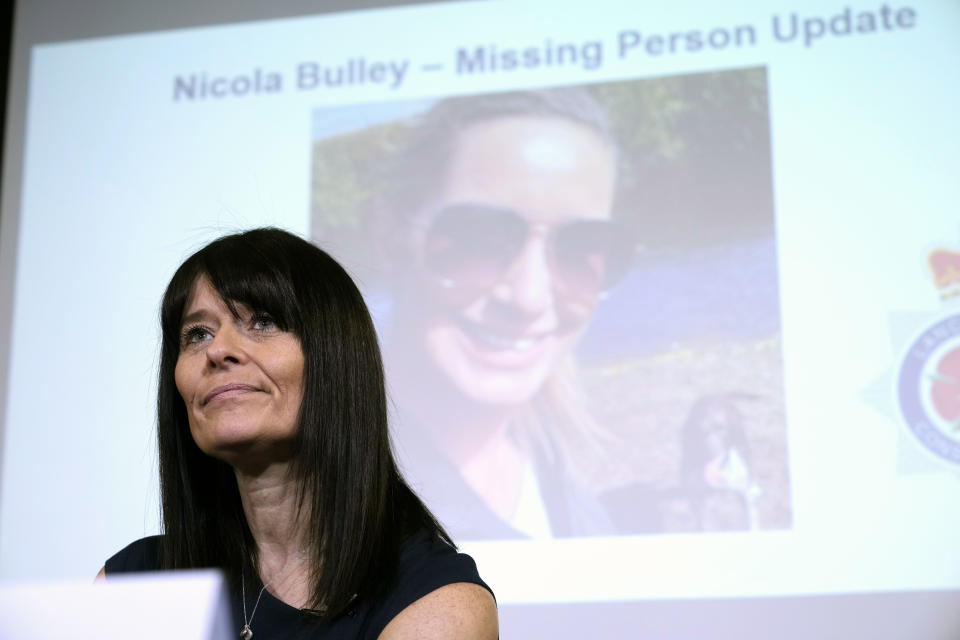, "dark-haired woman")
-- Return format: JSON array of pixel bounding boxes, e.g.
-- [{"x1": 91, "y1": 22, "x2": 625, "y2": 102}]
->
[{"x1": 98, "y1": 228, "x2": 497, "y2": 639}]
